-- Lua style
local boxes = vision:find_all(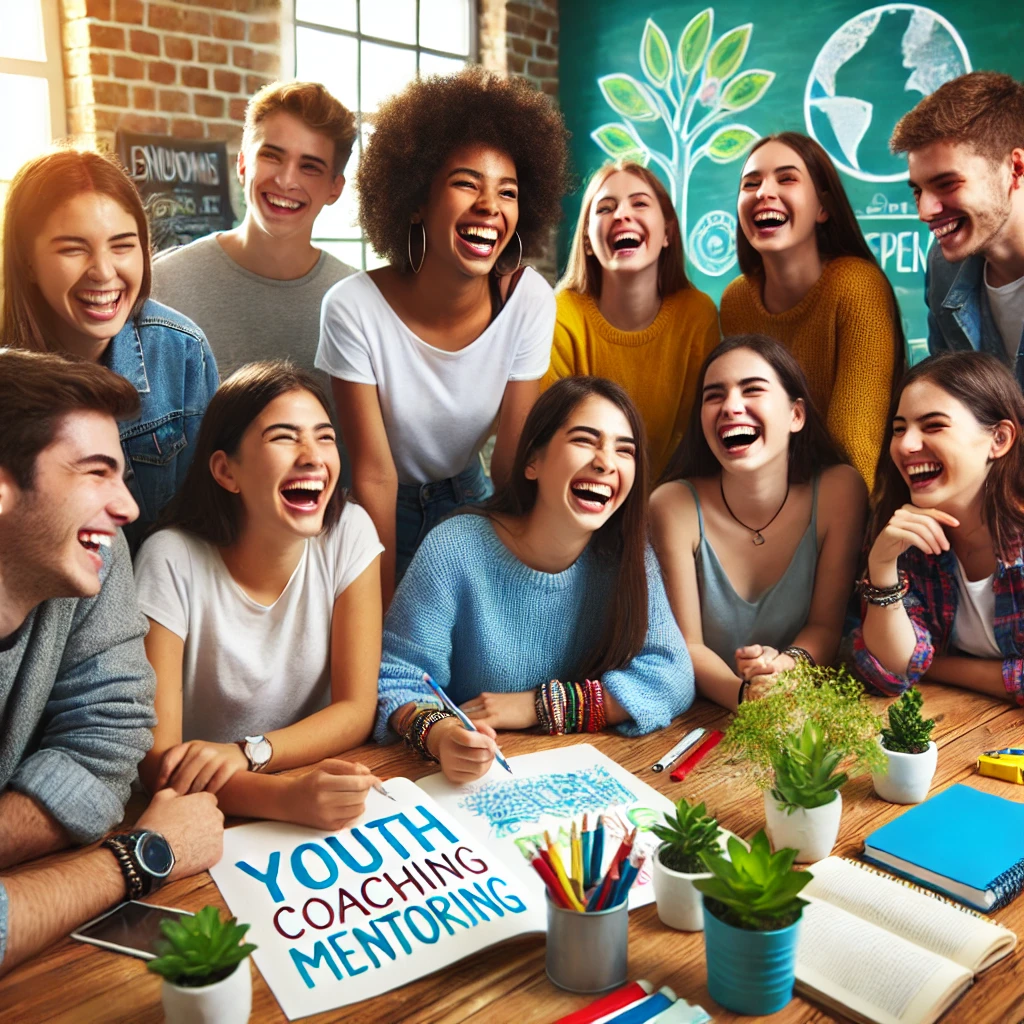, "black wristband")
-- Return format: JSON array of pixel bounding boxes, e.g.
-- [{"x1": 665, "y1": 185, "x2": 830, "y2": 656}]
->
[{"x1": 737, "y1": 678, "x2": 750, "y2": 705}]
